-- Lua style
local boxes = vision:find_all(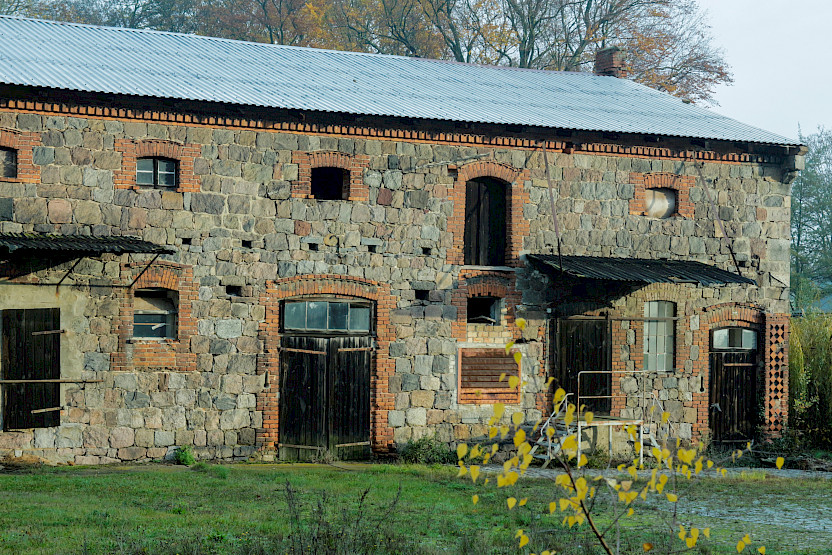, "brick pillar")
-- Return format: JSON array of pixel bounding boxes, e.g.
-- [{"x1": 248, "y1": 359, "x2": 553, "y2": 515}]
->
[{"x1": 763, "y1": 314, "x2": 789, "y2": 436}]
